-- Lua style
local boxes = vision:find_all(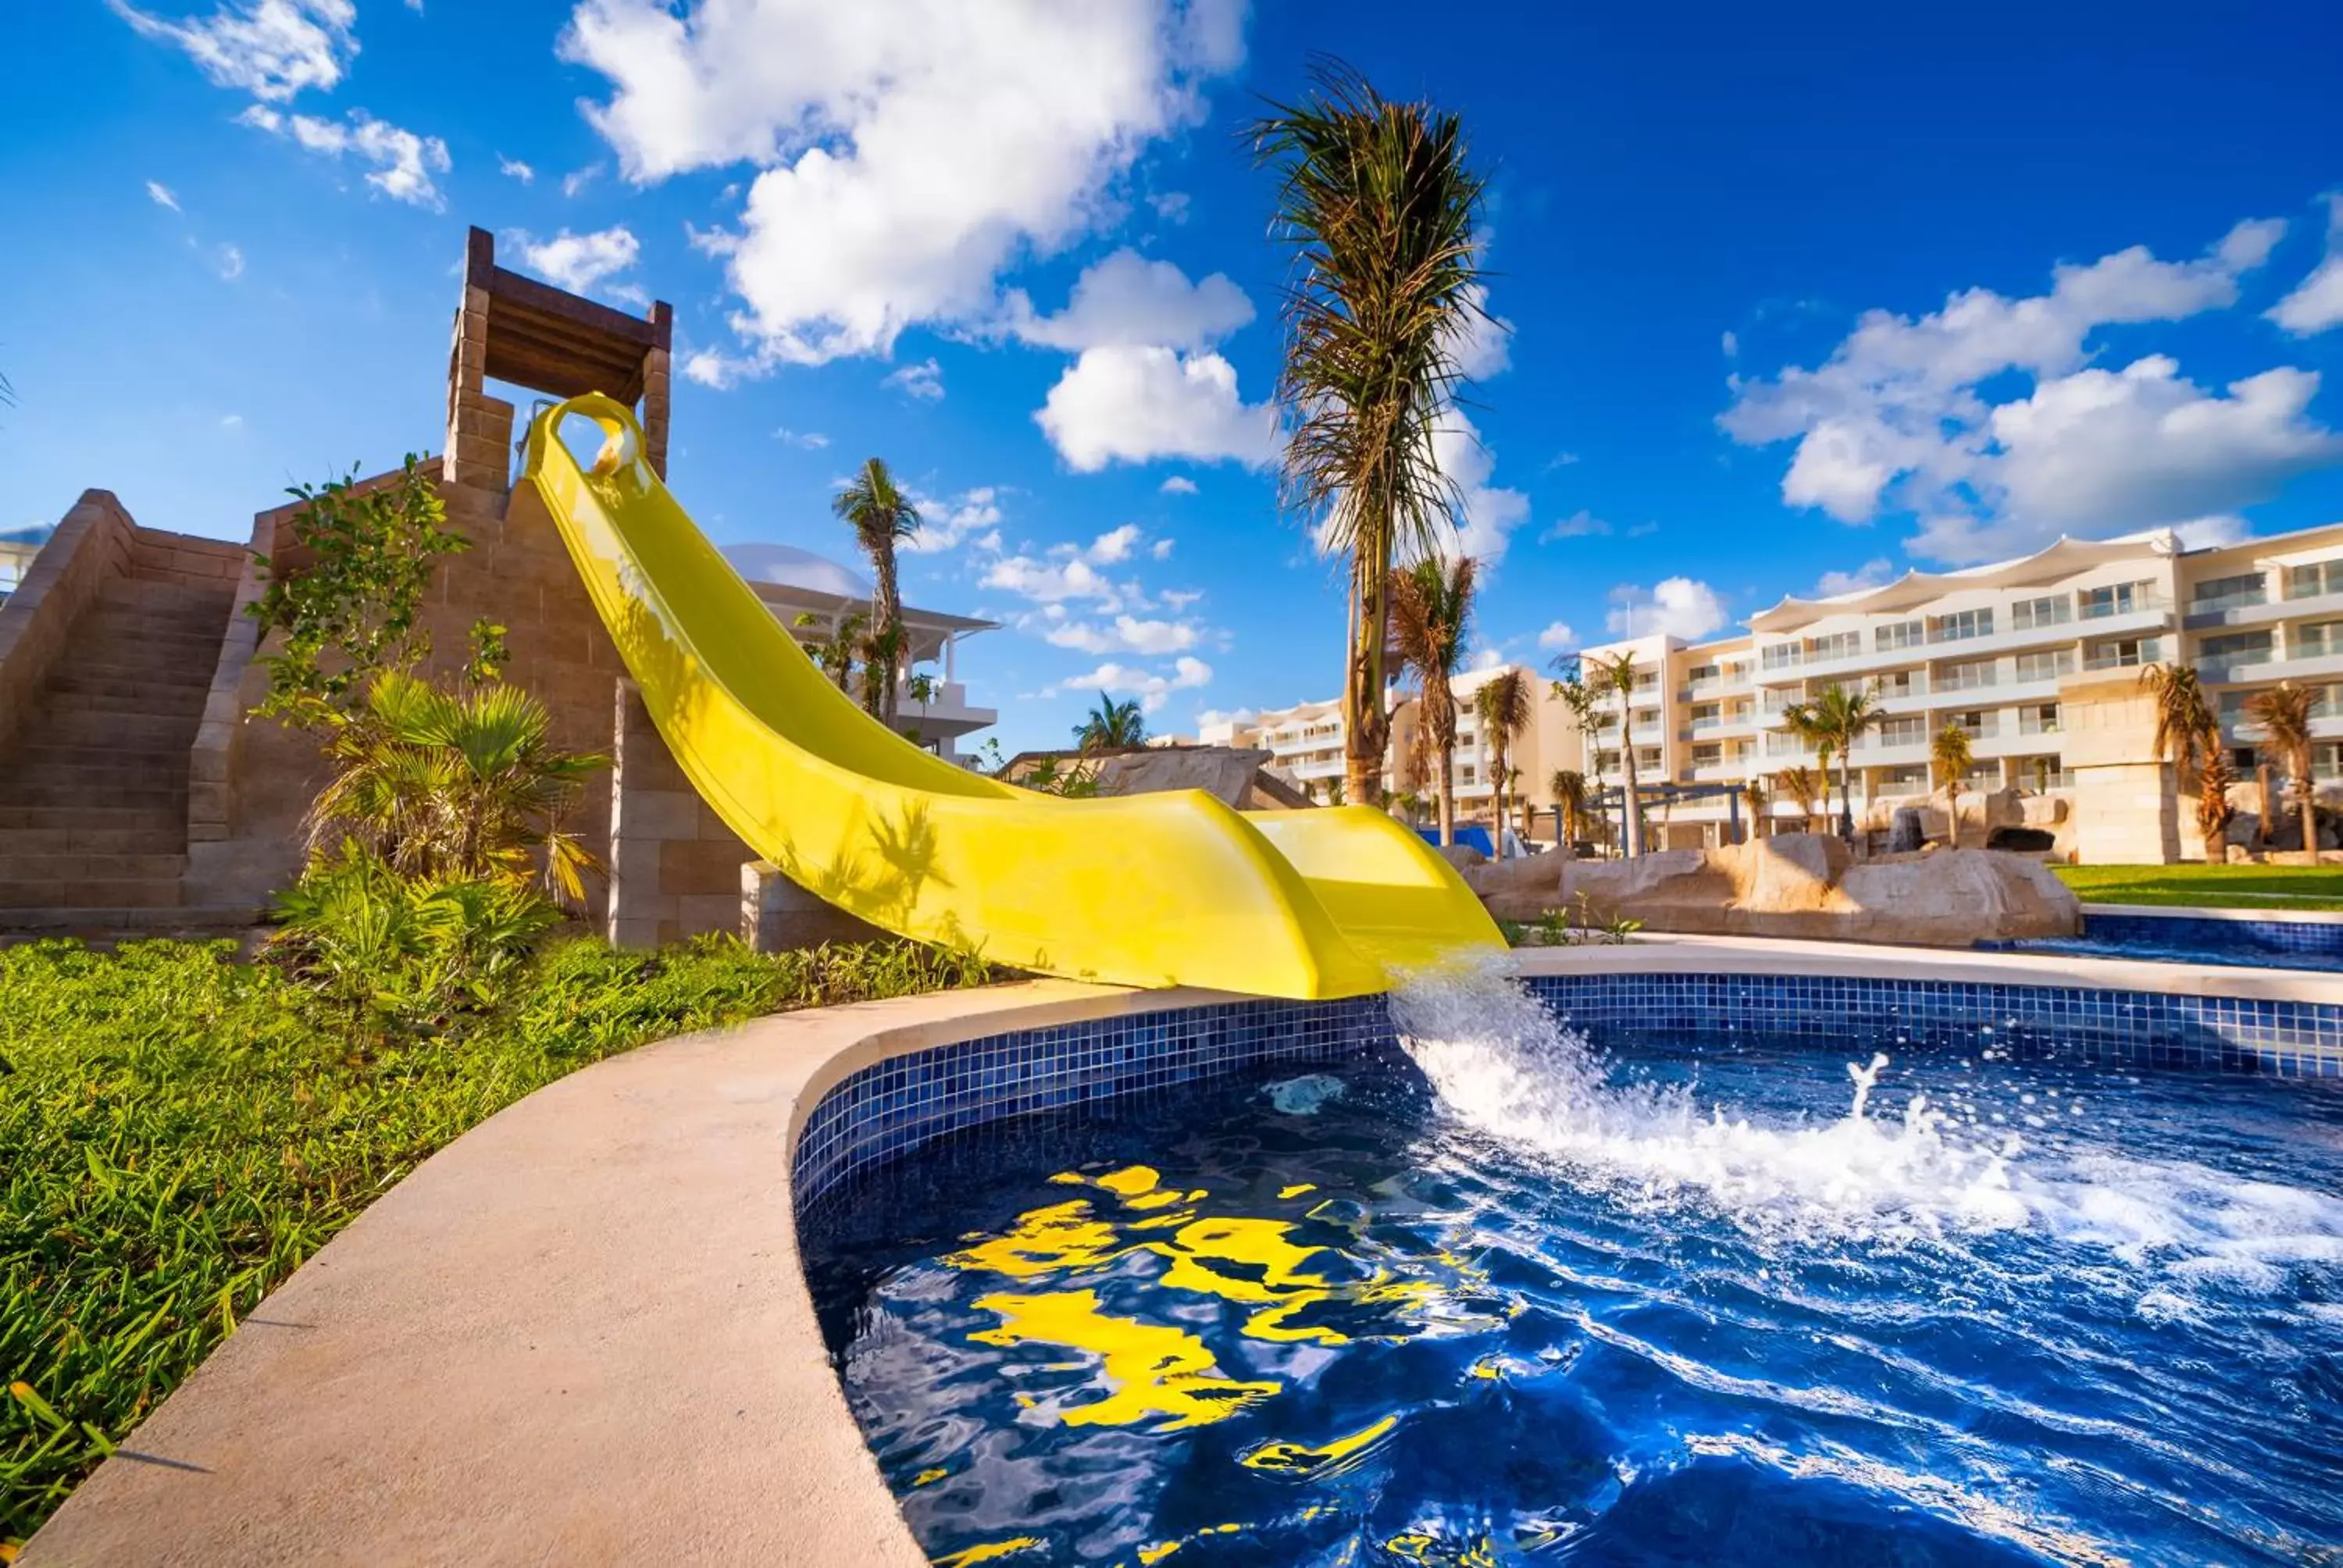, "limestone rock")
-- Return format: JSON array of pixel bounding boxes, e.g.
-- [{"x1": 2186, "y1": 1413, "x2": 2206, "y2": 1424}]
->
[
  {"x1": 1458, "y1": 848, "x2": 1555, "y2": 920},
  {"x1": 1091, "y1": 747, "x2": 1293, "y2": 809}
]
